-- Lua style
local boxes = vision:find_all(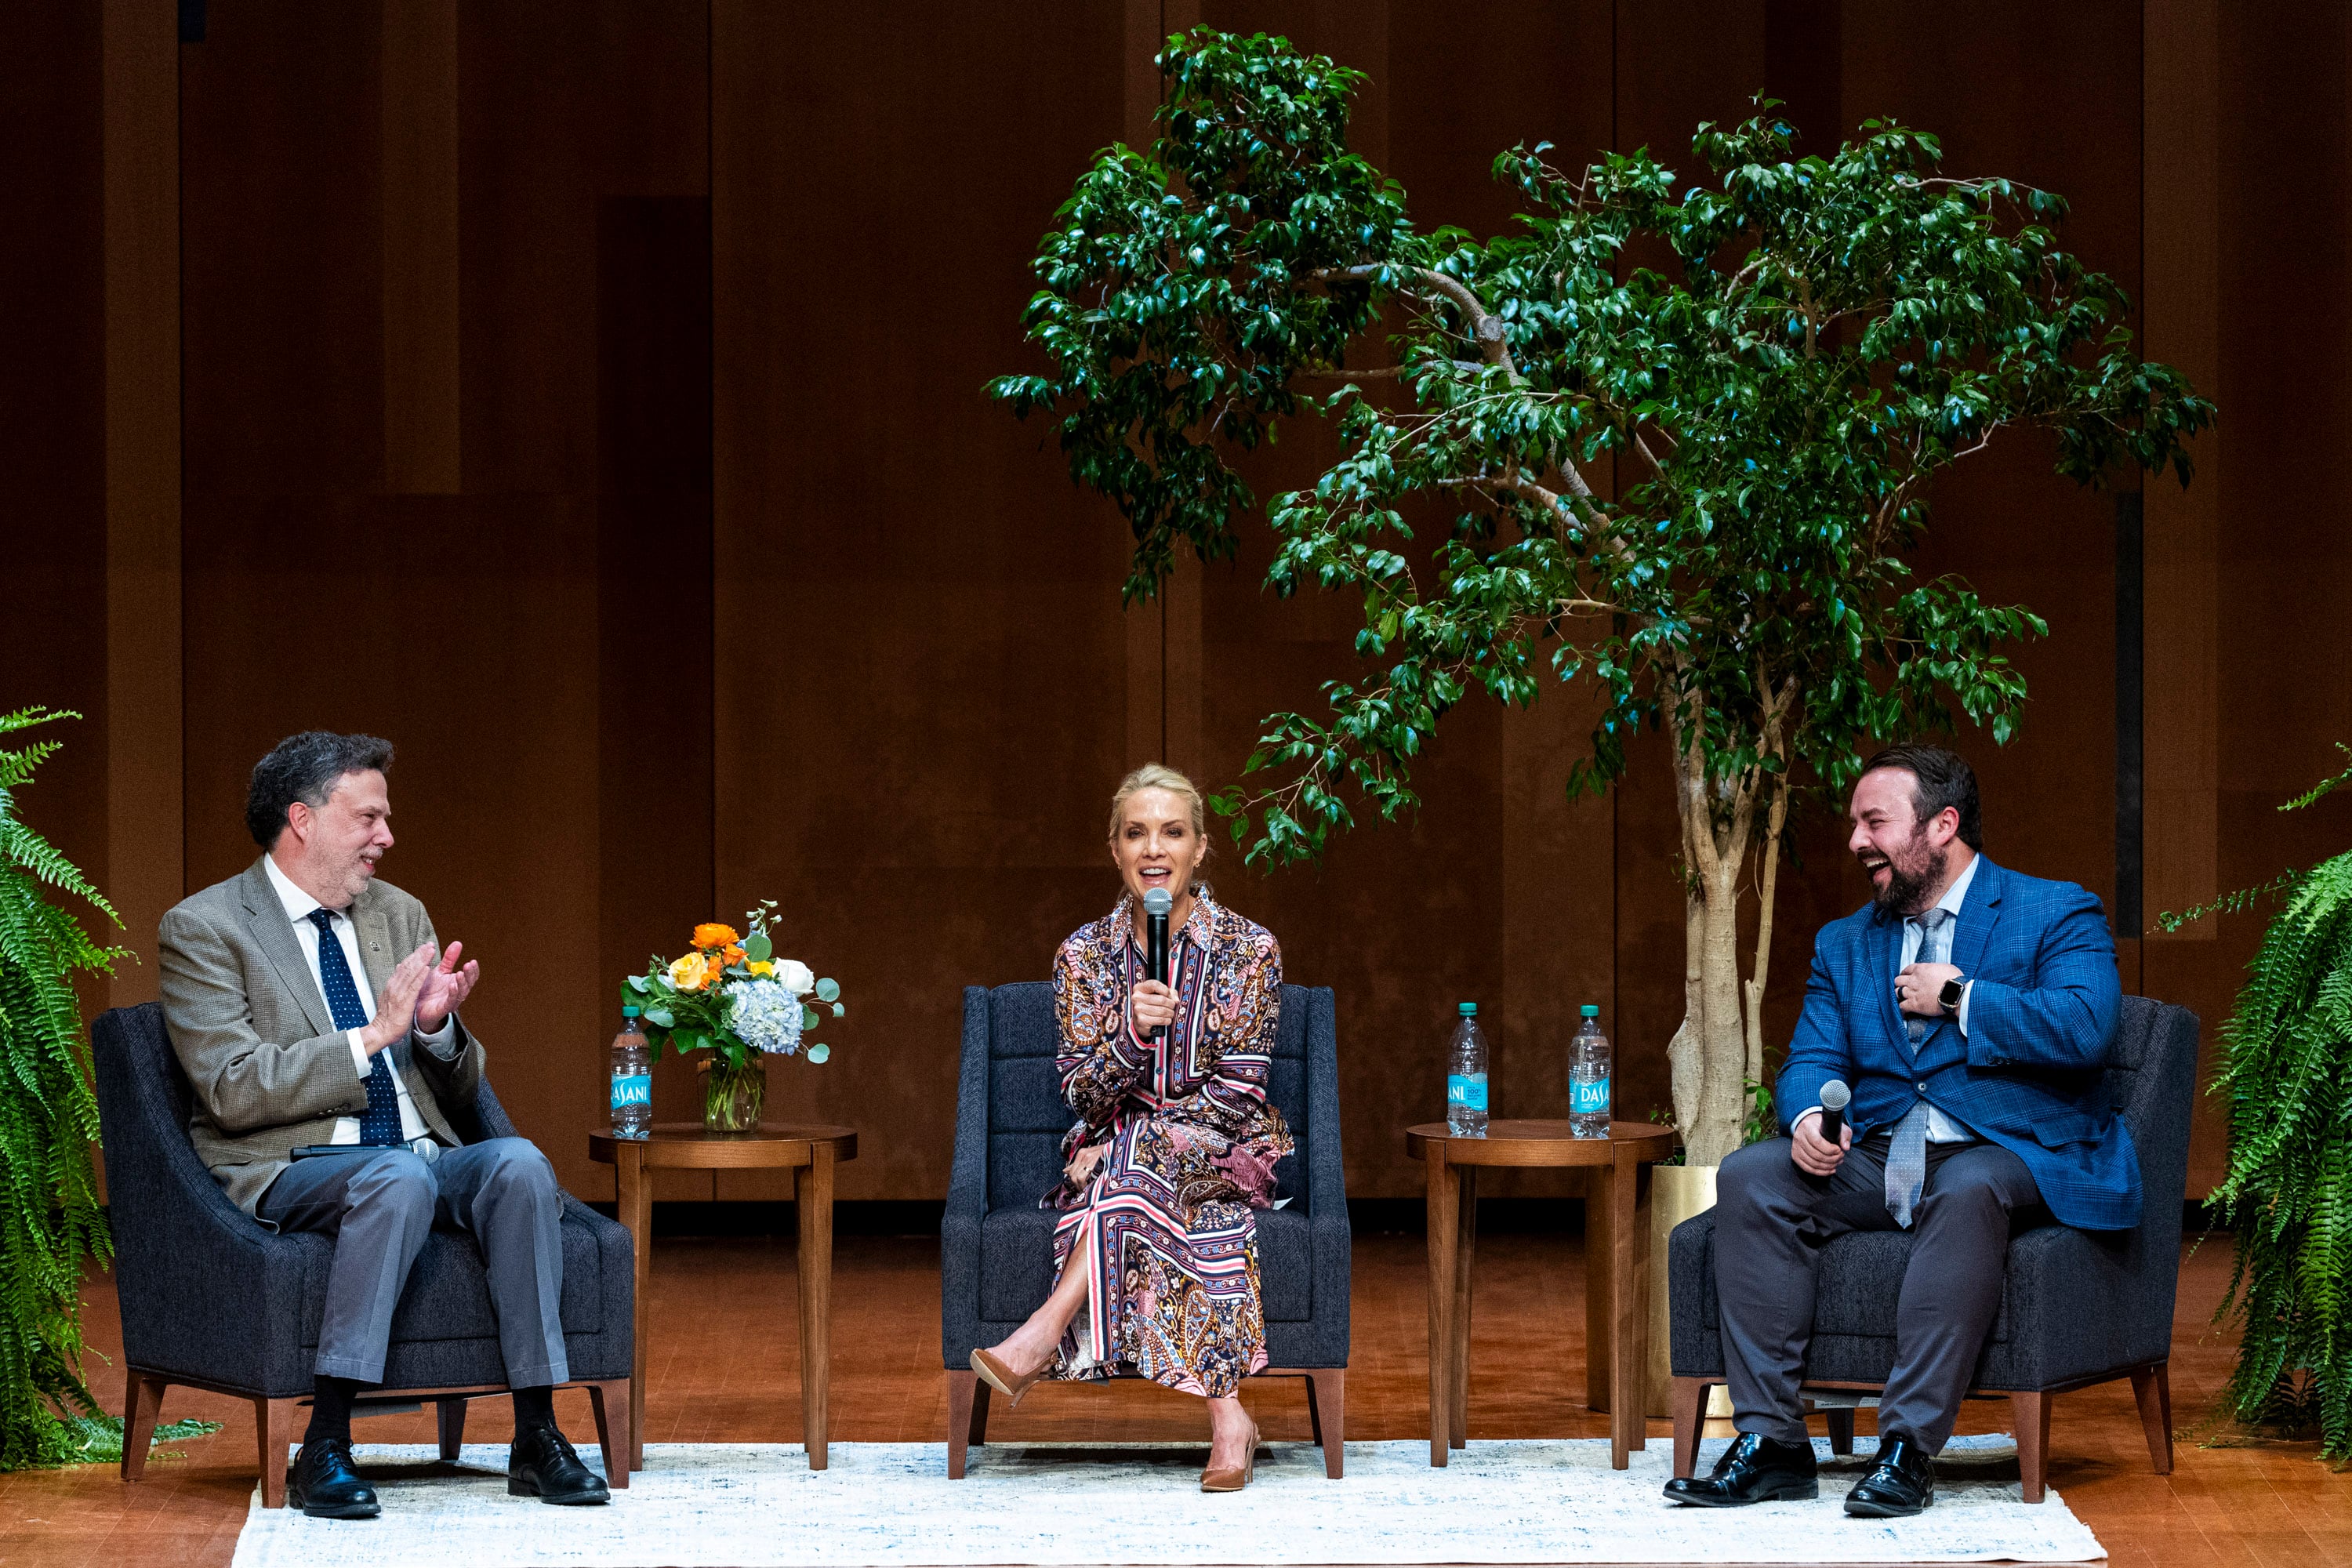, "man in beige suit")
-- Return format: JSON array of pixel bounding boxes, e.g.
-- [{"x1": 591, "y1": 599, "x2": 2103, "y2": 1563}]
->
[{"x1": 160, "y1": 731, "x2": 608, "y2": 1517}]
